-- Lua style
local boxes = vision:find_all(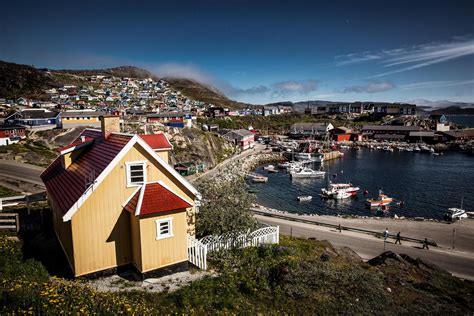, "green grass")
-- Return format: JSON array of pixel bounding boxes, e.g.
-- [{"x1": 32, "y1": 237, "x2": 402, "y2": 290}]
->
[
  {"x1": 1, "y1": 234, "x2": 473, "y2": 314},
  {"x1": 0, "y1": 186, "x2": 20, "y2": 198}
]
